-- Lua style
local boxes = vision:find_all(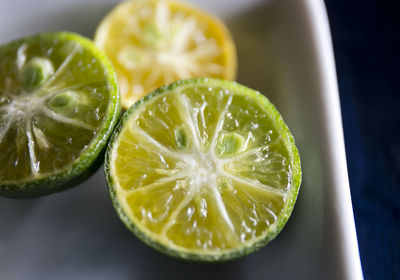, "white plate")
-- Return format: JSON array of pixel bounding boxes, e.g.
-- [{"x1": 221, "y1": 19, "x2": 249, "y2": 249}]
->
[{"x1": 0, "y1": 0, "x2": 363, "y2": 279}]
